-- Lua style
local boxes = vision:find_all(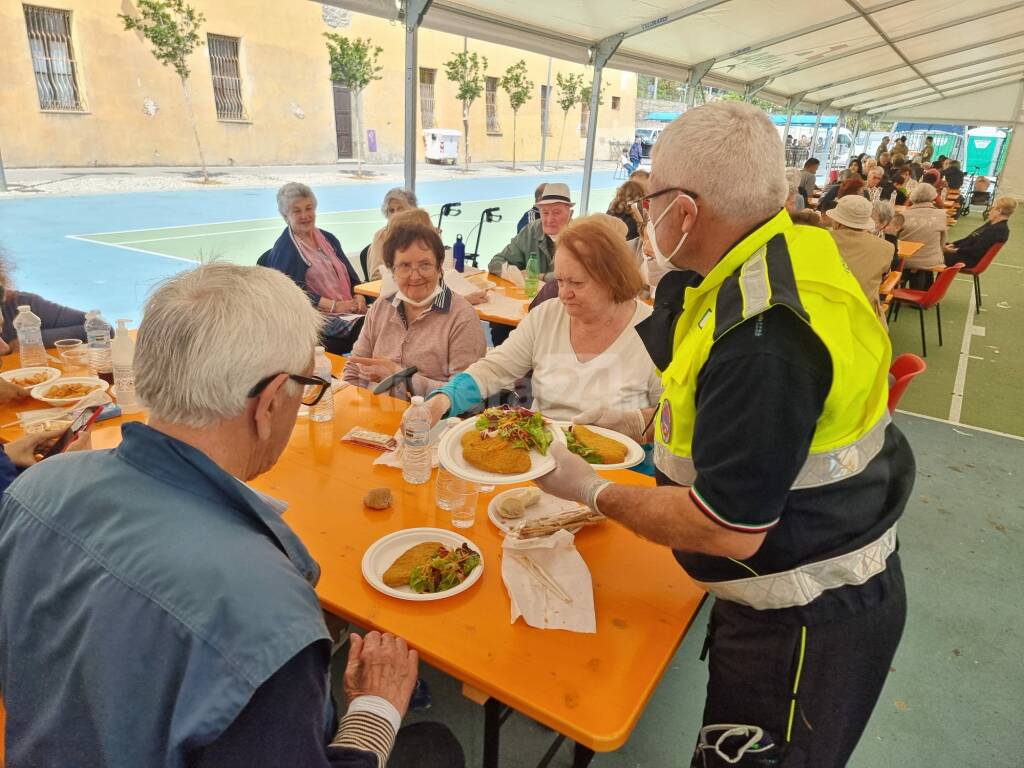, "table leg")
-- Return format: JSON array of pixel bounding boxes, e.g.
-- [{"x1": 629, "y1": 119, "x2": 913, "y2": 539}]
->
[
  {"x1": 572, "y1": 743, "x2": 596, "y2": 768},
  {"x1": 483, "y1": 697, "x2": 506, "y2": 768}
]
